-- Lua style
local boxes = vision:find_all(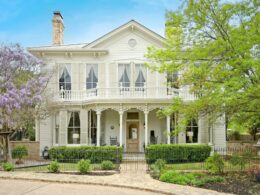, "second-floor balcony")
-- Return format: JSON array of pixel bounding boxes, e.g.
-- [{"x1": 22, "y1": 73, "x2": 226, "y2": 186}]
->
[{"x1": 54, "y1": 85, "x2": 196, "y2": 102}]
